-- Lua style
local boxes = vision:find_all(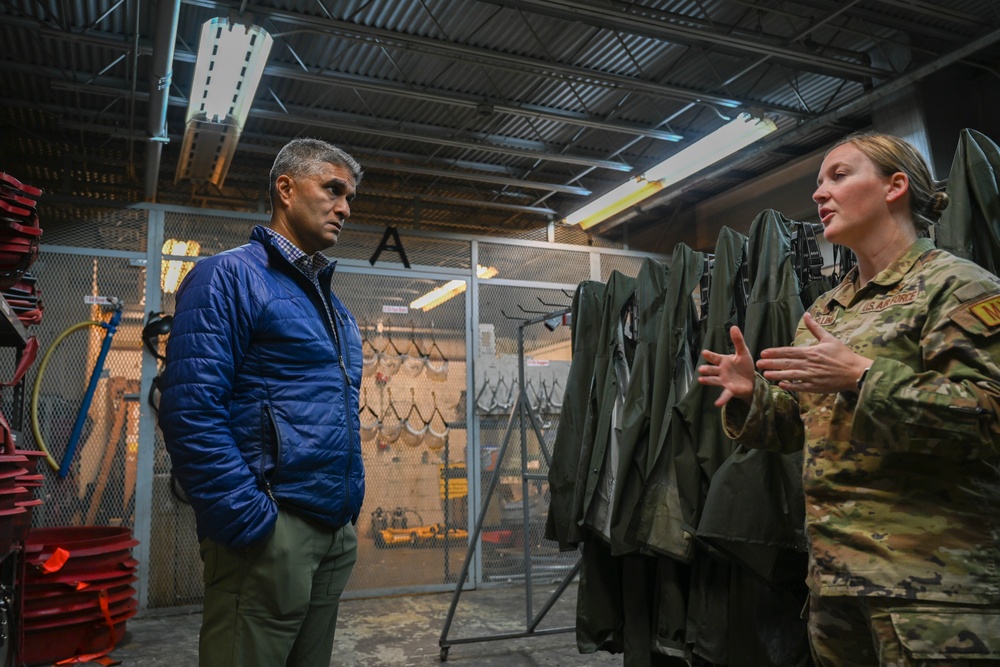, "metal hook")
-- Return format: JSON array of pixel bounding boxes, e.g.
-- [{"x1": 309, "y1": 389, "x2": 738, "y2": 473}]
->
[
  {"x1": 518, "y1": 304, "x2": 550, "y2": 315},
  {"x1": 500, "y1": 309, "x2": 527, "y2": 321}
]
